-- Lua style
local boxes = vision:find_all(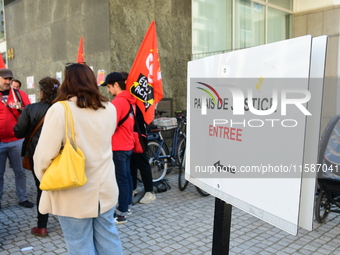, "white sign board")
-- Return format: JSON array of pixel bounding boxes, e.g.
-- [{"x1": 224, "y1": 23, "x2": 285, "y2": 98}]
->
[{"x1": 187, "y1": 35, "x2": 326, "y2": 235}]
